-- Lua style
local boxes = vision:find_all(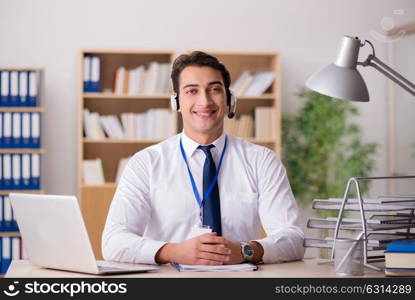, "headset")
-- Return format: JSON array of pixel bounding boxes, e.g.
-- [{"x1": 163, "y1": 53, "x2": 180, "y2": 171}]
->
[{"x1": 170, "y1": 88, "x2": 237, "y2": 119}]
